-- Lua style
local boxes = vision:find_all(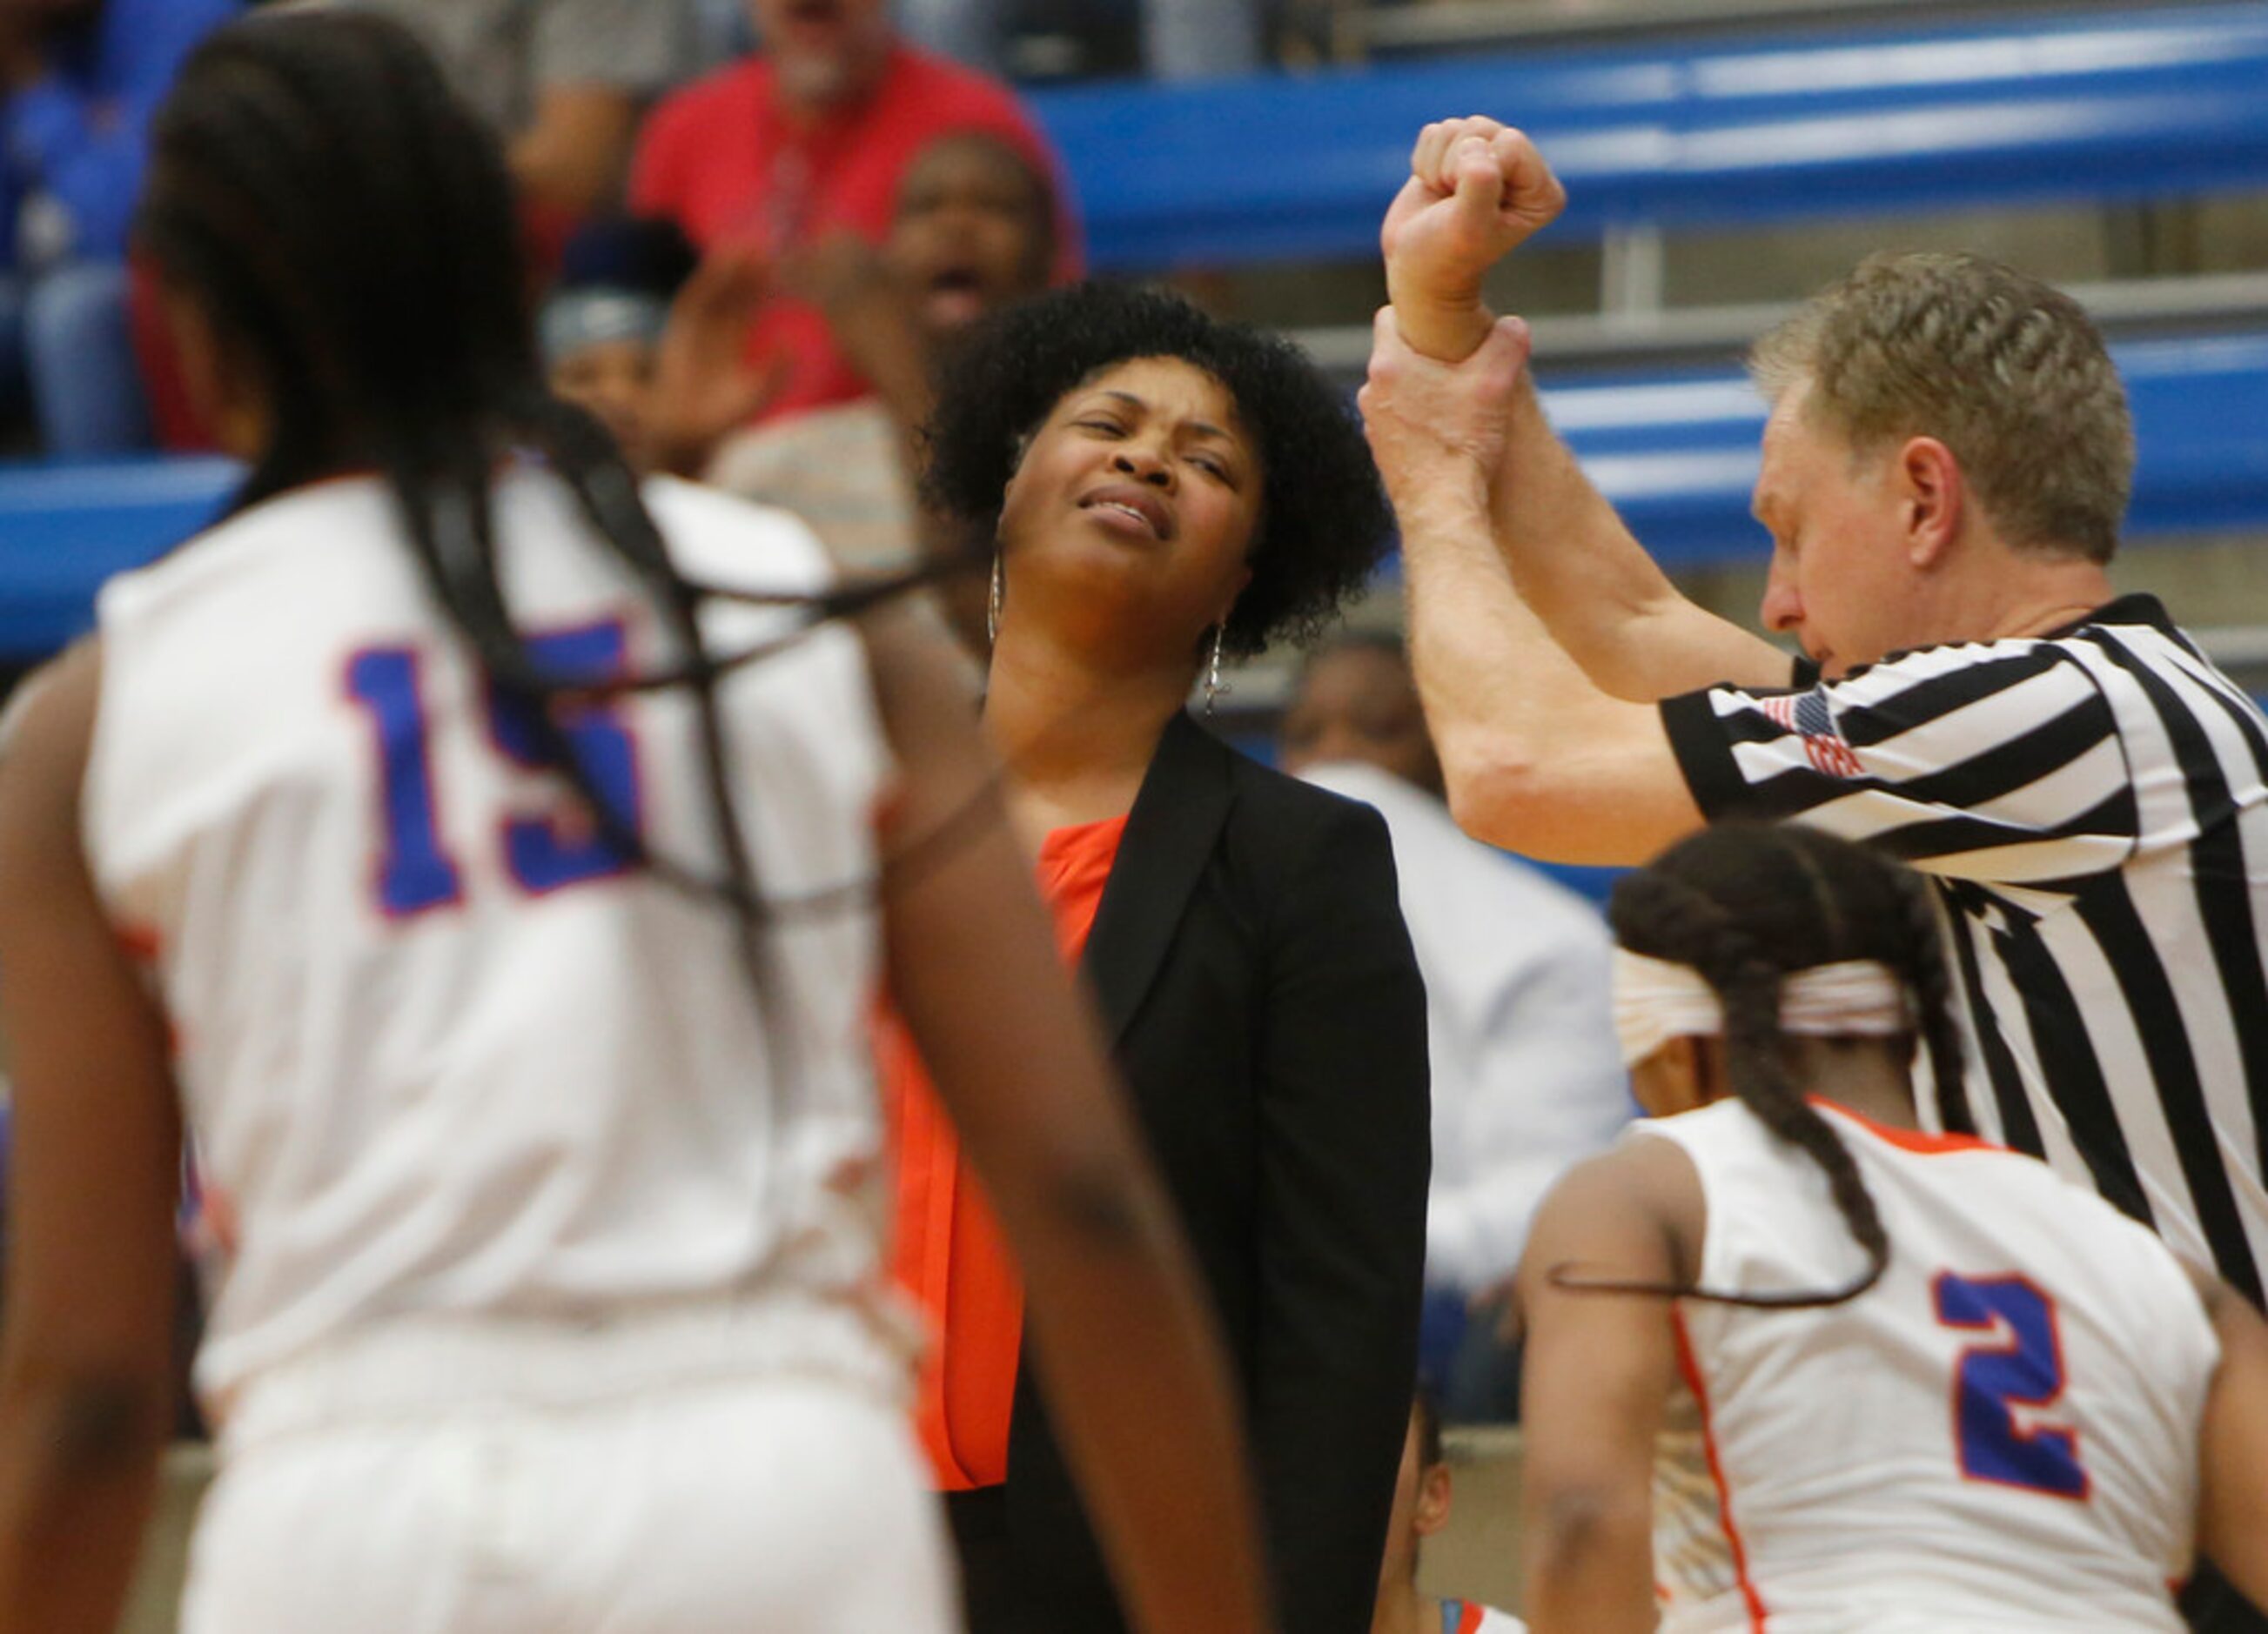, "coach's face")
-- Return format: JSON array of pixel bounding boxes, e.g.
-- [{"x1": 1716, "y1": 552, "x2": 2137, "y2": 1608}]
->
[
  {"x1": 995, "y1": 357, "x2": 1261, "y2": 666},
  {"x1": 1754, "y1": 379, "x2": 1930, "y2": 679}
]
